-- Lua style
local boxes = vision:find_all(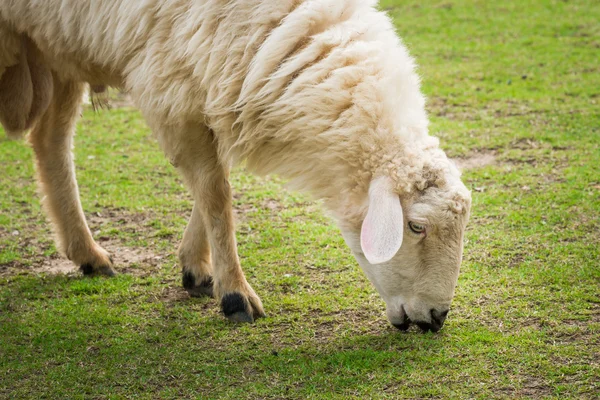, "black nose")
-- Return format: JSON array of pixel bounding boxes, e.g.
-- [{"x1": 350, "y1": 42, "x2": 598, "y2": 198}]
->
[
  {"x1": 417, "y1": 309, "x2": 449, "y2": 333},
  {"x1": 393, "y1": 313, "x2": 411, "y2": 331},
  {"x1": 432, "y1": 308, "x2": 449, "y2": 326},
  {"x1": 393, "y1": 320, "x2": 411, "y2": 331}
]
